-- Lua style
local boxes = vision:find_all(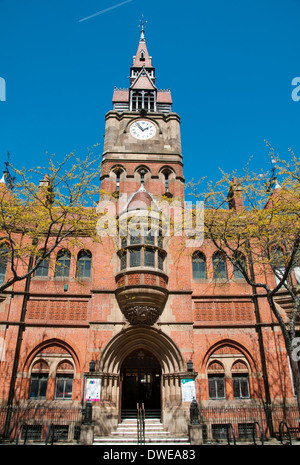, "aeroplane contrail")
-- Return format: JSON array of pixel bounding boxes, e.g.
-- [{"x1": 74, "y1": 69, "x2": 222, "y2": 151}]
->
[{"x1": 78, "y1": 0, "x2": 134, "y2": 22}]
